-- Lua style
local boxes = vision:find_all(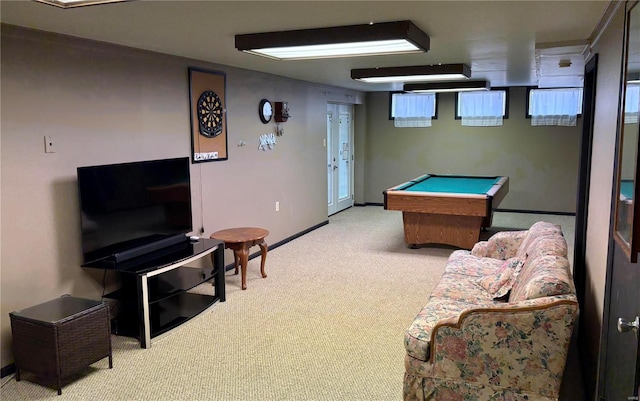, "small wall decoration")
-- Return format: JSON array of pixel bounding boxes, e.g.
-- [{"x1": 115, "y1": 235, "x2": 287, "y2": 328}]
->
[
  {"x1": 259, "y1": 133, "x2": 277, "y2": 151},
  {"x1": 188, "y1": 67, "x2": 228, "y2": 162},
  {"x1": 274, "y1": 101, "x2": 290, "y2": 122}
]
